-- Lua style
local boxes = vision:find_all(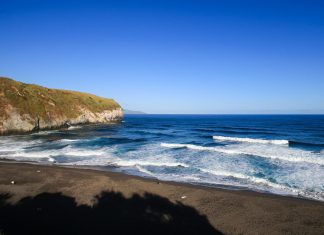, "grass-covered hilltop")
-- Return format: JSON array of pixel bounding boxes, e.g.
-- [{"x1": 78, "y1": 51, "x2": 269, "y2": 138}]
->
[{"x1": 0, "y1": 77, "x2": 124, "y2": 135}]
